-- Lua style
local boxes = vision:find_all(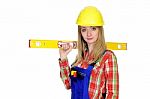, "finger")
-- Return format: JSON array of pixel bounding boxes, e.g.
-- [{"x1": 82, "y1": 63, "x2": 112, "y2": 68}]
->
[
  {"x1": 62, "y1": 44, "x2": 69, "y2": 50},
  {"x1": 66, "y1": 43, "x2": 73, "y2": 52},
  {"x1": 65, "y1": 43, "x2": 69, "y2": 50}
]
